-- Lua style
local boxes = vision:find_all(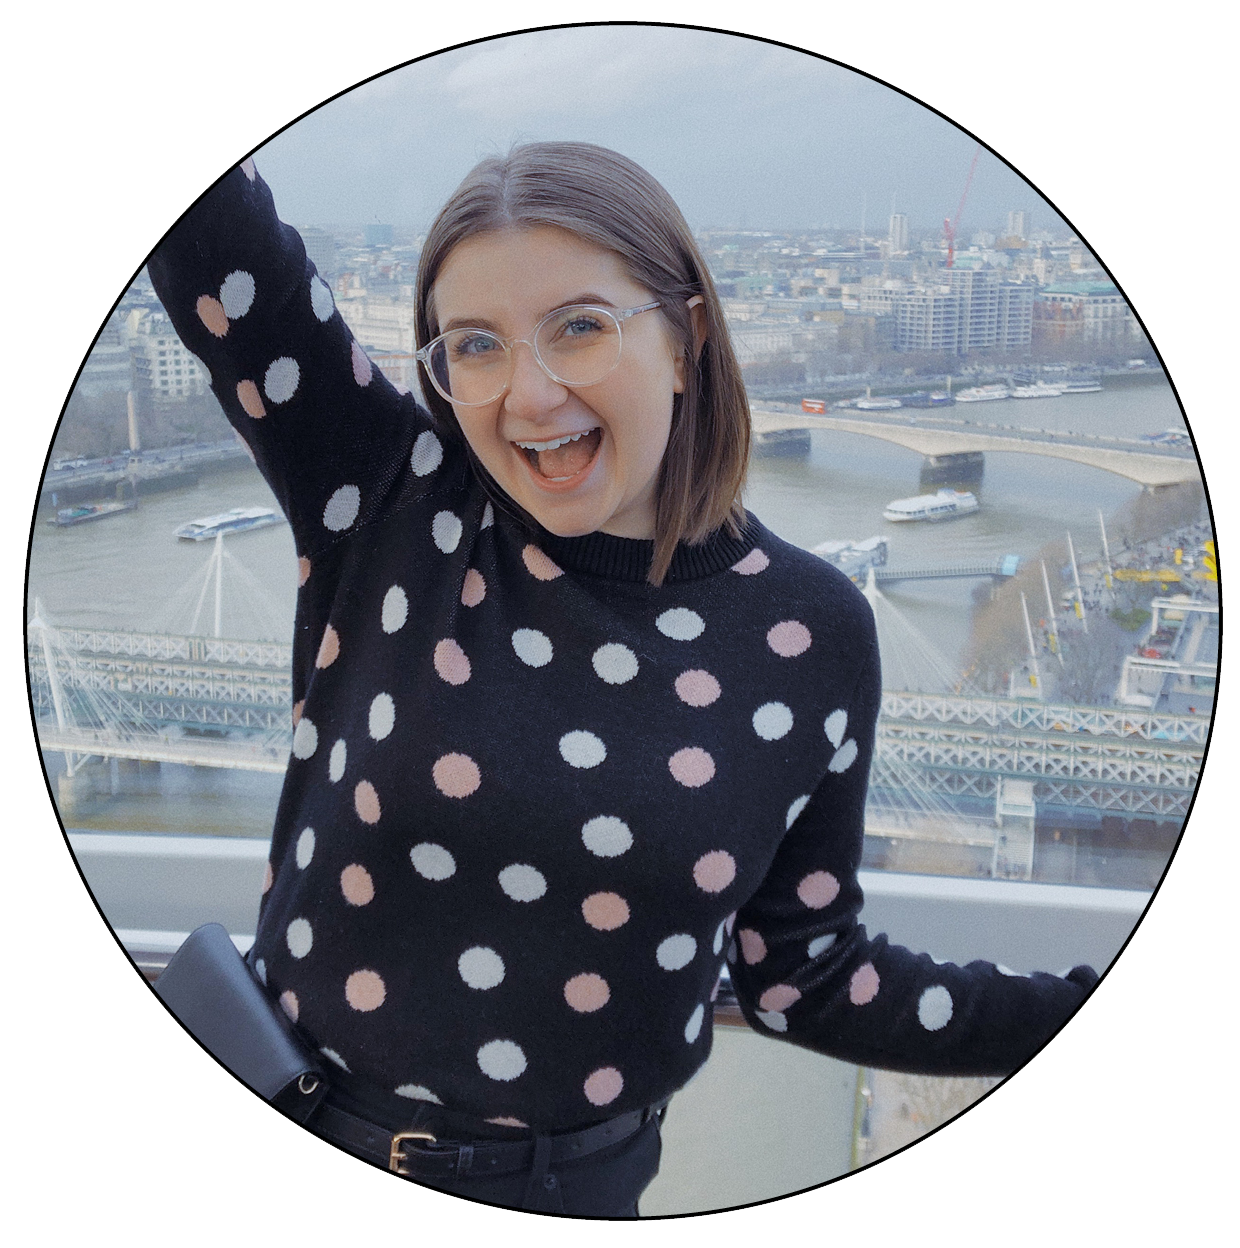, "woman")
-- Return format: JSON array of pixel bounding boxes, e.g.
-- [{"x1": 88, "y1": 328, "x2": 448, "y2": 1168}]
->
[{"x1": 147, "y1": 141, "x2": 1096, "y2": 1217}]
